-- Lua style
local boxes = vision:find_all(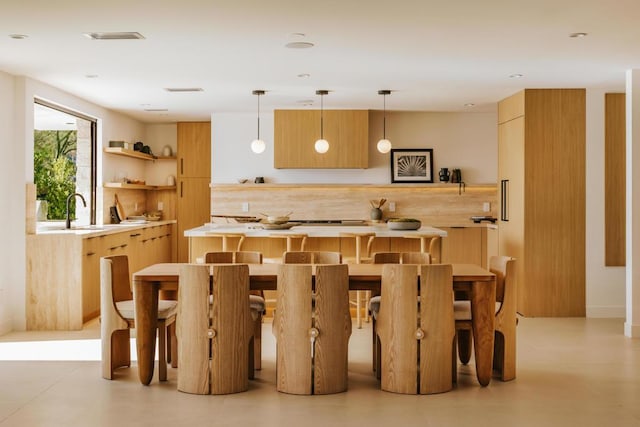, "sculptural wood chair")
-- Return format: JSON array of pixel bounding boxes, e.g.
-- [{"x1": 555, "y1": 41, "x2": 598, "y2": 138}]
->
[
  {"x1": 100, "y1": 255, "x2": 177, "y2": 381},
  {"x1": 177, "y1": 264, "x2": 253, "y2": 394},
  {"x1": 376, "y1": 263, "x2": 455, "y2": 394},
  {"x1": 369, "y1": 252, "x2": 432, "y2": 374},
  {"x1": 203, "y1": 251, "x2": 265, "y2": 370},
  {"x1": 205, "y1": 232, "x2": 246, "y2": 252},
  {"x1": 272, "y1": 263, "x2": 351, "y2": 395},
  {"x1": 454, "y1": 256, "x2": 517, "y2": 381}
]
